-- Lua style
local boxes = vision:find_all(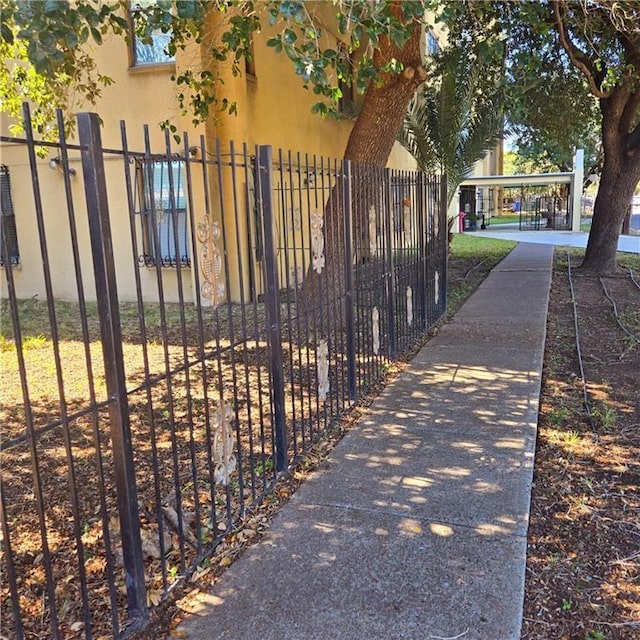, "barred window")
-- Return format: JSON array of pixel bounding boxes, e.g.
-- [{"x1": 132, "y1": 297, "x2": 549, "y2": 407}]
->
[
  {"x1": 129, "y1": 1, "x2": 175, "y2": 67},
  {"x1": 0, "y1": 165, "x2": 19, "y2": 266},
  {"x1": 137, "y1": 160, "x2": 190, "y2": 267}
]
